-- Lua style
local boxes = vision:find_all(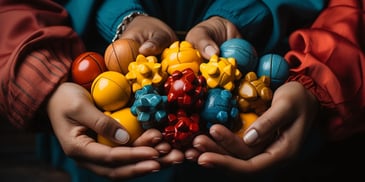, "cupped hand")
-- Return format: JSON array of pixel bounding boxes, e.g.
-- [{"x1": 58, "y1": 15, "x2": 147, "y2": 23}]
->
[
  {"x1": 186, "y1": 81, "x2": 319, "y2": 174},
  {"x1": 46, "y1": 82, "x2": 183, "y2": 179},
  {"x1": 185, "y1": 16, "x2": 242, "y2": 60},
  {"x1": 120, "y1": 15, "x2": 178, "y2": 56}
]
